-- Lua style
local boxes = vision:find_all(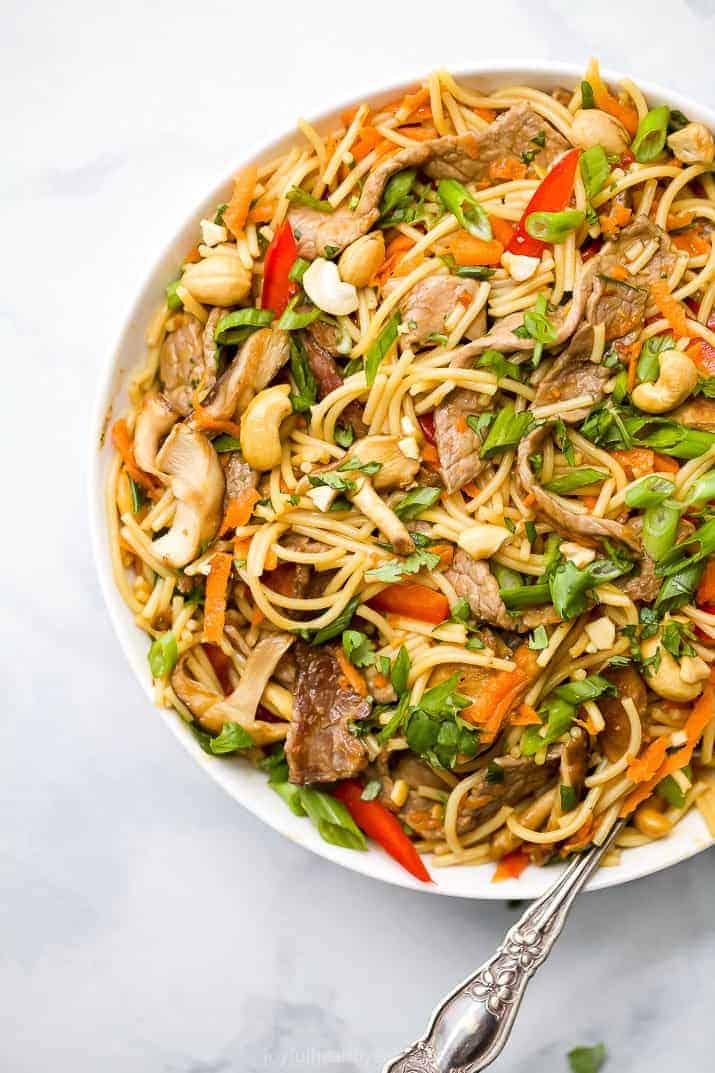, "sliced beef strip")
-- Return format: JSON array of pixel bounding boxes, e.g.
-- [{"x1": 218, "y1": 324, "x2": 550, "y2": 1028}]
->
[
  {"x1": 222, "y1": 454, "x2": 257, "y2": 507},
  {"x1": 517, "y1": 423, "x2": 639, "y2": 549},
  {"x1": 434, "y1": 389, "x2": 490, "y2": 493},
  {"x1": 586, "y1": 275, "x2": 648, "y2": 343},
  {"x1": 423, "y1": 102, "x2": 568, "y2": 183},
  {"x1": 289, "y1": 107, "x2": 566, "y2": 260},
  {"x1": 159, "y1": 313, "x2": 218, "y2": 415},
  {"x1": 532, "y1": 325, "x2": 612, "y2": 423},
  {"x1": 397, "y1": 275, "x2": 478, "y2": 347},
  {"x1": 302, "y1": 323, "x2": 366, "y2": 435},
  {"x1": 672, "y1": 398, "x2": 715, "y2": 430},
  {"x1": 599, "y1": 667, "x2": 647, "y2": 763},
  {"x1": 445, "y1": 551, "x2": 561, "y2": 632},
  {"x1": 286, "y1": 642, "x2": 371, "y2": 784},
  {"x1": 372, "y1": 754, "x2": 449, "y2": 840},
  {"x1": 457, "y1": 751, "x2": 561, "y2": 833}
]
